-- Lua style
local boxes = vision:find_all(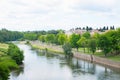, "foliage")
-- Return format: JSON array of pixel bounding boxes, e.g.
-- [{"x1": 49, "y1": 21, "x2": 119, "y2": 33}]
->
[
  {"x1": 98, "y1": 34, "x2": 112, "y2": 56},
  {"x1": 62, "y1": 43, "x2": 73, "y2": 56},
  {"x1": 24, "y1": 33, "x2": 37, "y2": 40},
  {"x1": 8, "y1": 43, "x2": 24, "y2": 64},
  {"x1": 82, "y1": 32, "x2": 91, "y2": 39},
  {"x1": 69, "y1": 33, "x2": 80, "y2": 50},
  {"x1": 0, "y1": 43, "x2": 19, "y2": 80},
  {"x1": 0, "y1": 64, "x2": 9, "y2": 80},
  {"x1": 89, "y1": 39, "x2": 96, "y2": 54},
  {"x1": 58, "y1": 33, "x2": 67, "y2": 45},
  {"x1": 45, "y1": 34, "x2": 55, "y2": 43},
  {"x1": 0, "y1": 29, "x2": 23, "y2": 42},
  {"x1": 77, "y1": 37, "x2": 87, "y2": 53},
  {"x1": 38, "y1": 35, "x2": 46, "y2": 42}
]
